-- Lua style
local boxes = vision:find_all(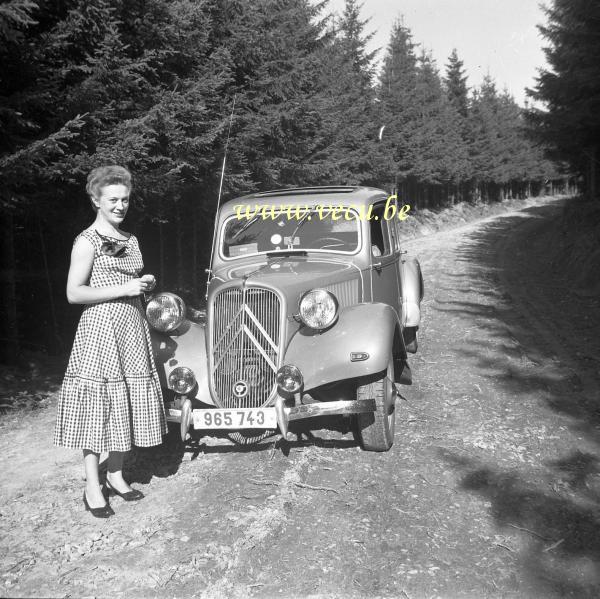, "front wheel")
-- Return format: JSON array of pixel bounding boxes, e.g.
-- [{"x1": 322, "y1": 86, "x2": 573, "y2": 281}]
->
[
  {"x1": 355, "y1": 354, "x2": 396, "y2": 451},
  {"x1": 403, "y1": 326, "x2": 418, "y2": 353}
]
